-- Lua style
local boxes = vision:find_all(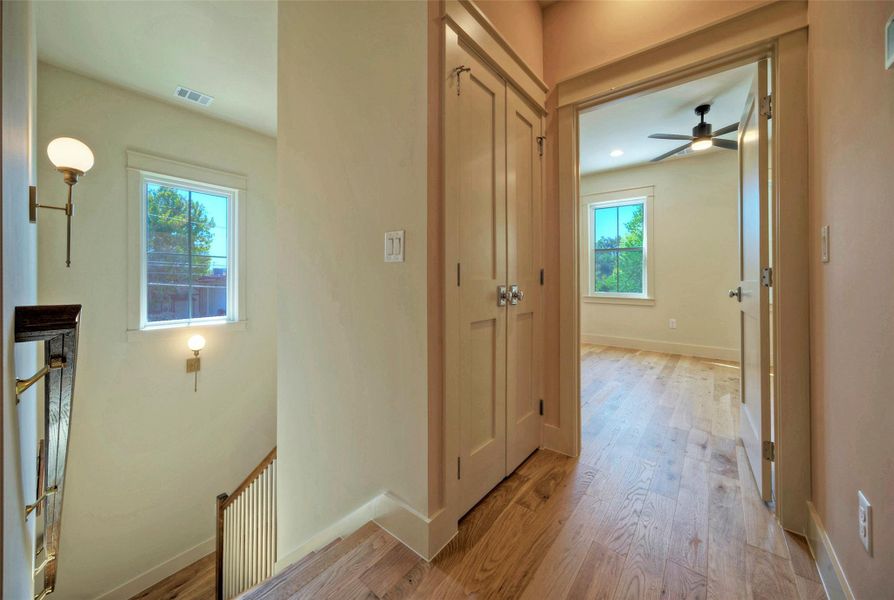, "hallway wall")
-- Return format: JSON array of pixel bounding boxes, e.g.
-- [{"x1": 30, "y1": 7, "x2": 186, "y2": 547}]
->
[
  {"x1": 541, "y1": 0, "x2": 764, "y2": 86},
  {"x1": 36, "y1": 63, "x2": 277, "y2": 599},
  {"x1": 808, "y1": 1, "x2": 894, "y2": 596},
  {"x1": 2, "y1": 2, "x2": 38, "y2": 597},
  {"x1": 579, "y1": 151, "x2": 739, "y2": 360},
  {"x1": 475, "y1": 0, "x2": 544, "y2": 79},
  {"x1": 276, "y1": 0, "x2": 430, "y2": 564}
]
